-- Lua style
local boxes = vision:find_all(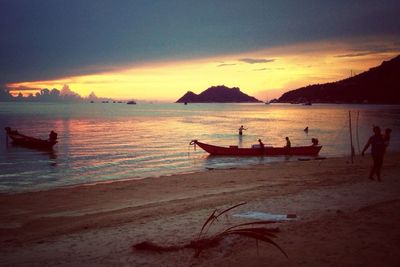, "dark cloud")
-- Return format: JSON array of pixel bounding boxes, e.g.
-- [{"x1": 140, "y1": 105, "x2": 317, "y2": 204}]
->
[
  {"x1": 217, "y1": 63, "x2": 237, "y2": 67},
  {"x1": 253, "y1": 67, "x2": 285, "y2": 71},
  {"x1": 335, "y1": 52, "x2": 379, "y2": 58},
  {"x1": 9, "y1": 86, "x2": 40, "y2": 91},
  {"x1": 335, "y1": 43, "x2": 400, "y2": 58},
  {"x1": 239, "y1": 58, "x2": 275, "y2": 64},
  {"x1": 0, "y1": 0, "x2": 399, "y2": 84}
]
